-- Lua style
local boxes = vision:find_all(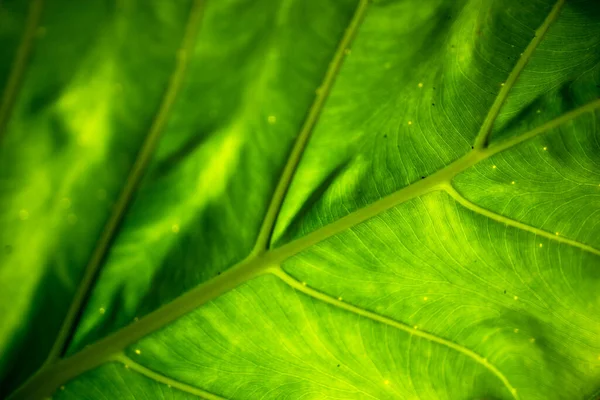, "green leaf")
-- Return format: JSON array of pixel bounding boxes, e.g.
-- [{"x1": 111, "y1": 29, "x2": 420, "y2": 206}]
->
[{"x1": 1, "y1": 0, "x2": 599, "y2": 399}]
